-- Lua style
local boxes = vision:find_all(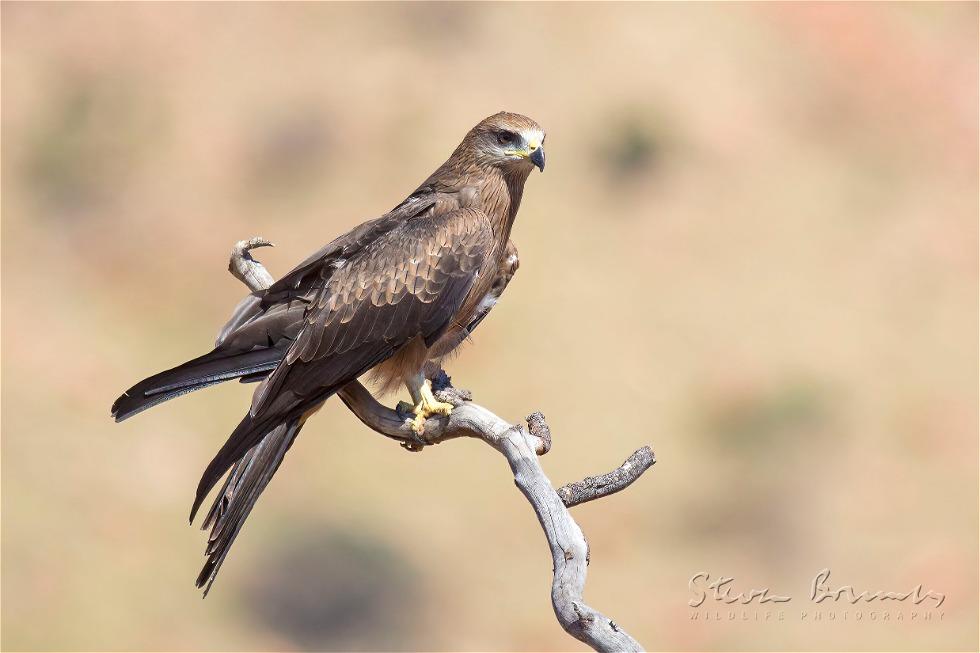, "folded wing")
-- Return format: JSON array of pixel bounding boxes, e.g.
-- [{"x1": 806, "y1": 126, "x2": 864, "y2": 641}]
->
[{"x1": 188, "y1": 209, "x2": 494, "y2": 590}]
